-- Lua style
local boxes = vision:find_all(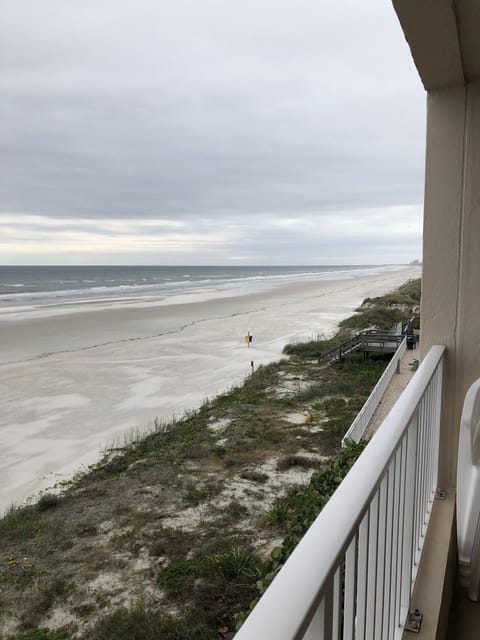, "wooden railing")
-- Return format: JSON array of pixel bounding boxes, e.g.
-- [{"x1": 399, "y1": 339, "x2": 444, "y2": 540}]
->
[
  {"x1": 319, "y1": 332, "x2": 404, "y2": 365},
  {"x1": 235, "y1": 346, "x2": 445, "y2": 640},
  {"x1": 341, "y1": 337, "x2": 407, "y2": 445}
]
